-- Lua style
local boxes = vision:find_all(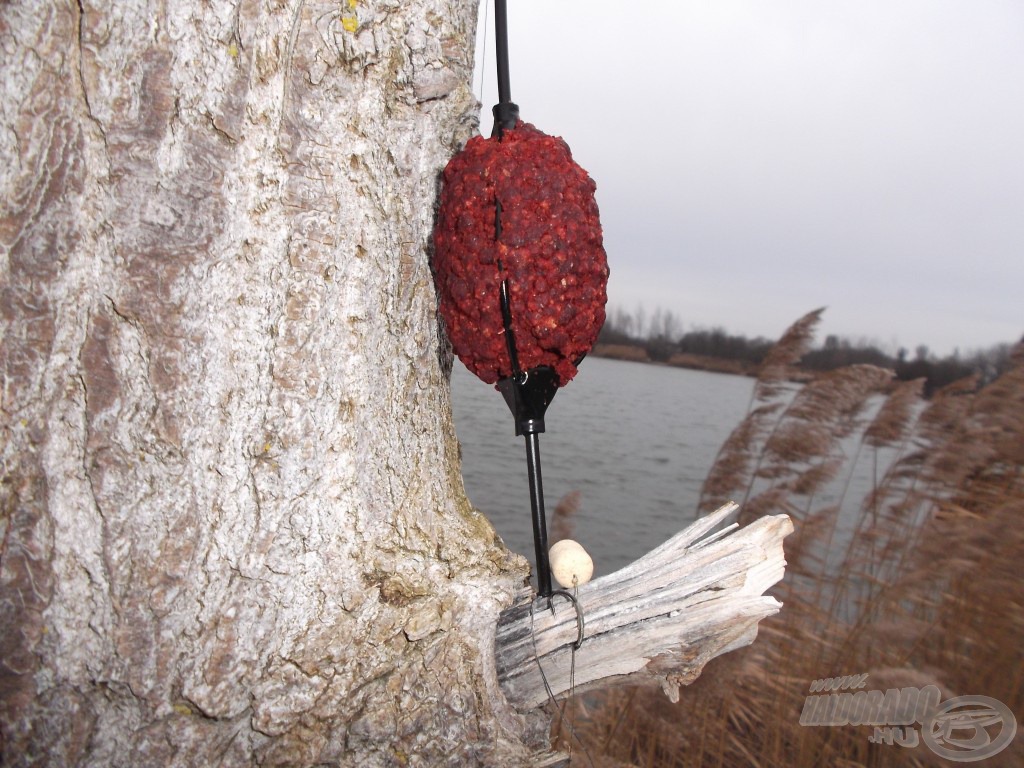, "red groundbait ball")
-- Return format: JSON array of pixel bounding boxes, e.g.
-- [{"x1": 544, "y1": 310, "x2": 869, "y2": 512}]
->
[{"x1": 433, "y1": 121, "x2": 609, "y2": 386}]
